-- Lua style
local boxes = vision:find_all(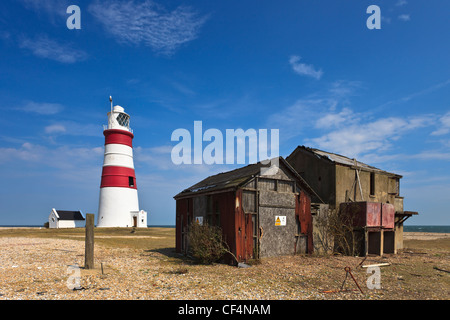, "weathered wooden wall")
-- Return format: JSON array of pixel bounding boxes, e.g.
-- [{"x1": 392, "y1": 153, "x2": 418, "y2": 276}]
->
[{"x1": 175, "y1": 164, "x2": 314, "y2": 262}]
